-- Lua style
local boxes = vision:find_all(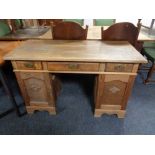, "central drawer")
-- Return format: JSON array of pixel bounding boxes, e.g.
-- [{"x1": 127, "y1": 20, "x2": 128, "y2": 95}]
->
[{"x1": 47, "y1": 62, "x2": 99, "y2": 72}]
